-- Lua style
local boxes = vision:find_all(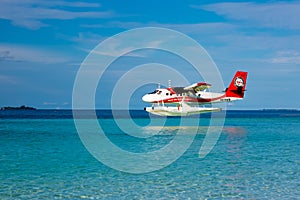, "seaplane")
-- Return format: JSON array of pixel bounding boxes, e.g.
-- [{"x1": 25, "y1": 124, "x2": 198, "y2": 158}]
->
[{"x1": 142, "y1": 71, "x2": 248, "y2": 116}]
